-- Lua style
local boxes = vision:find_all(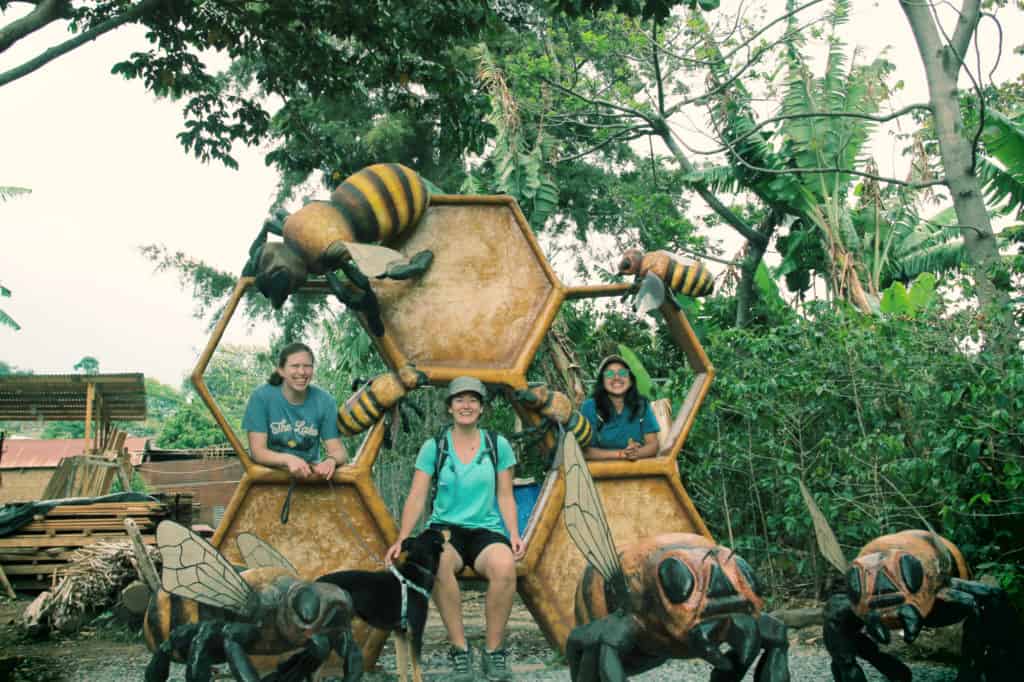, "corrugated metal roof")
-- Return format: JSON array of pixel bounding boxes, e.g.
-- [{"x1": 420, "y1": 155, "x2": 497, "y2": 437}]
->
[
  {"x1": 0, "y1": 373, "x2": 147, "y2": 421},
  {"x1": 0, "y1": 437, "x2": 149, "y2": 468}
]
